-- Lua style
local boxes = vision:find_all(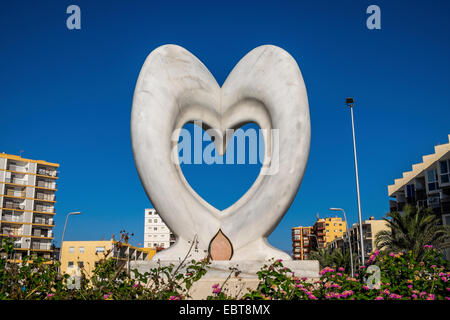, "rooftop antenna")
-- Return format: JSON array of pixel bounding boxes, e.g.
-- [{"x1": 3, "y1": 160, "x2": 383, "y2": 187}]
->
[{"x1": 19, "y1": 150, "x2": 24, "y2": 157}]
